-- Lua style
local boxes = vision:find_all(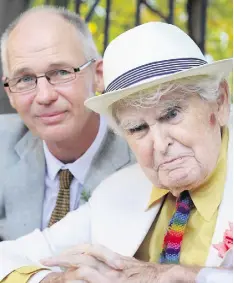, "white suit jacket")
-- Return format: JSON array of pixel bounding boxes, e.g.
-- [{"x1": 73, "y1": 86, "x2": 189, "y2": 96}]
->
[{"x1": 0, "y1": 128, "x2": 233, "y2": 281}]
